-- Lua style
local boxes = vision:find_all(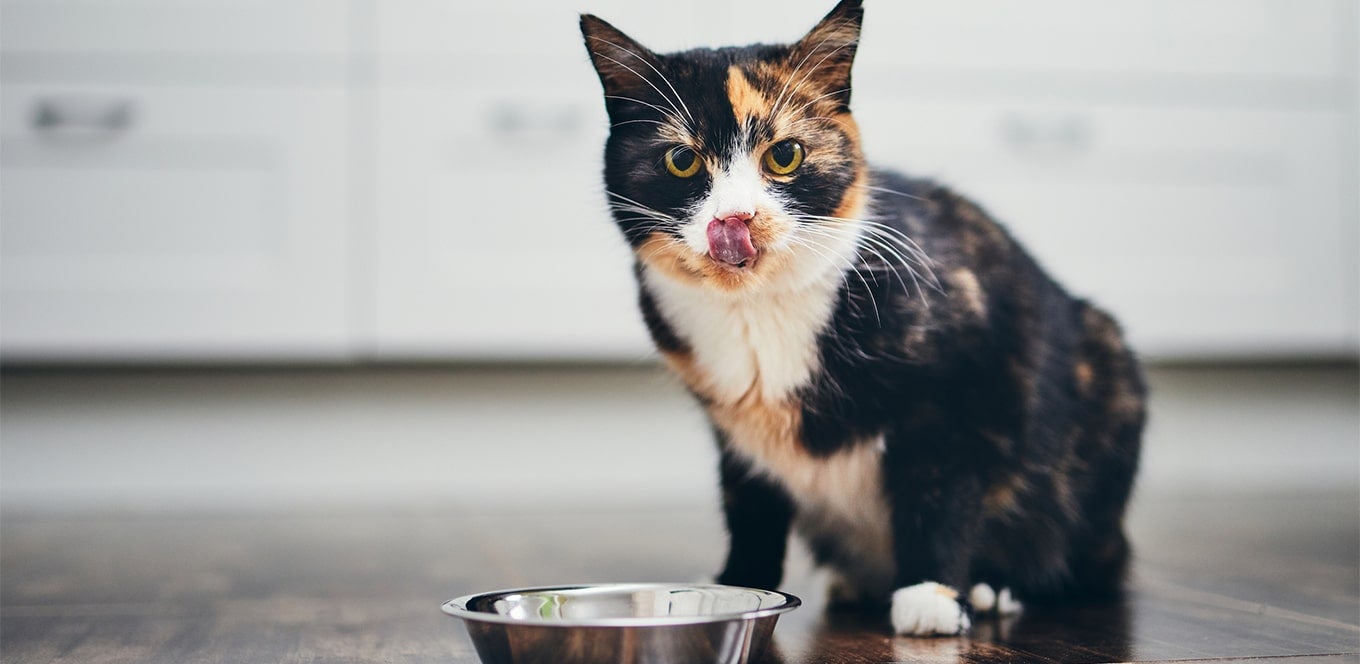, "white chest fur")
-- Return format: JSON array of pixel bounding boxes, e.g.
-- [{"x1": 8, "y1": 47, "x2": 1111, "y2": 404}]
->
[
  {"x1": 642, "y1": 266, "x2": 840, "y2": 404},
  {"x1": 643, "y1": 264, "x2": 895, "y2": 594}
]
